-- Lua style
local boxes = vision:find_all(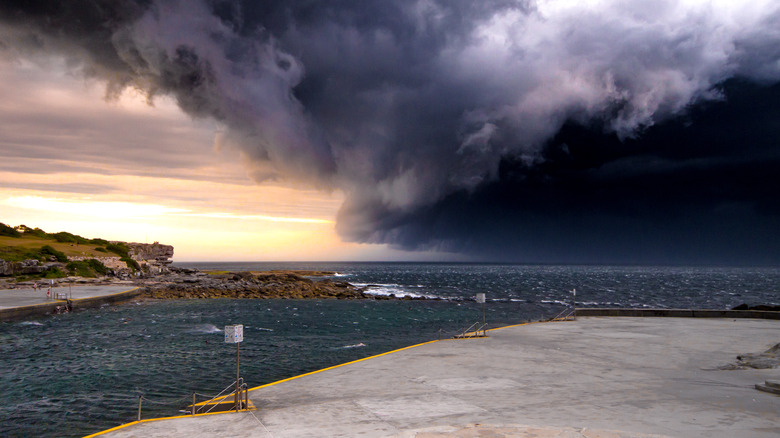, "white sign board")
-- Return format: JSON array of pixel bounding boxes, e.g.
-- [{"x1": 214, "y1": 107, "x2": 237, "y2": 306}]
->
[
  {"x1": 224, "y1": 324, "x2": 243, "y2": 343},
  {"x1": 476, "y1": 293, "x2": 486, "y2": 303}
]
